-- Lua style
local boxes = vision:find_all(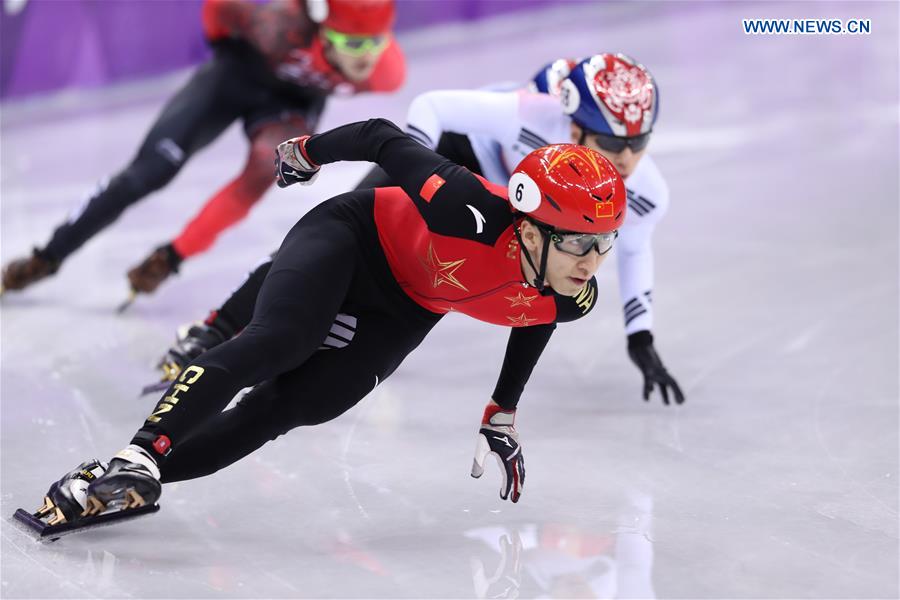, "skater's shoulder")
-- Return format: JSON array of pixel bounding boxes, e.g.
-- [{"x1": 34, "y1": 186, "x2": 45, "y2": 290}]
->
[
  {"x1": 553, "y1": 277, "x2": 598, "y2": 323},
  {"x1": 516, "y1": 91, "x2": 569, "y2": 141}
]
